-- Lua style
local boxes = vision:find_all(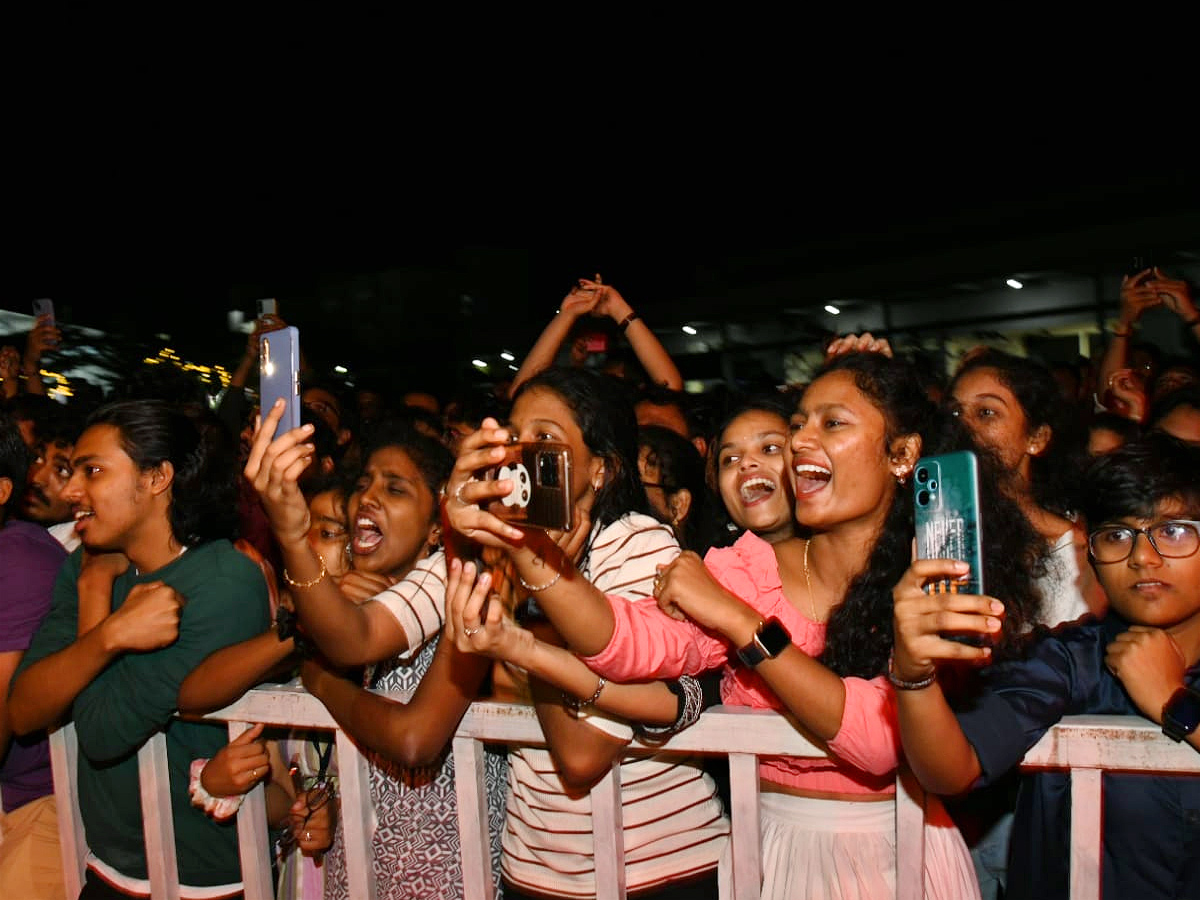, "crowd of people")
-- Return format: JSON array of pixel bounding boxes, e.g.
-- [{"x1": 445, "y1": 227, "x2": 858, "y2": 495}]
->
[{"x1": 0, "y1": 269, "x2": 1198, "y2": 900}]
